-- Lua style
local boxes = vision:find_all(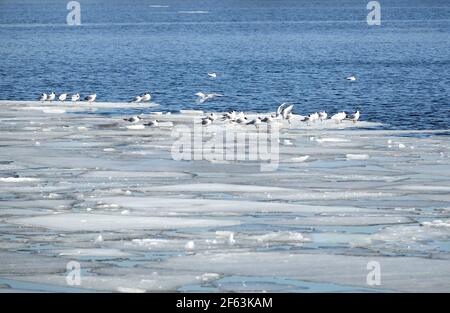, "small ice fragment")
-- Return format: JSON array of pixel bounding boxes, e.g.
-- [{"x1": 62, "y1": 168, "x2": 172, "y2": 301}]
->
[
  {"x1": 387, "y1": 139, "x2": 392, "y2": 144},
  {"x1": 316, "y1": 138, "x2": 349, "y2": 143},
  {"x1": 398, "y1": 143, "x2": 406, "y2": 149},
  {"x1": 291, "y1": 155, "x2": 309, "y2": 162},
  {"x1": 0, "y1": 177, "x2": 39, "y2": 183},
  {"x1": 35, "y1": 141, "x2": 40, "y2": 146},
  {"x1": 201, "y1": 273, "x2": 220, "y2": 282},
  {"x1": 77, "y1": 126, "x2": 88, "y2": 131},
  {"x1": 103, "y1": 148, "x2": 115, "y2": 152},
  {"x1": 86, "y1": 208, "x2": 92, "y2": 212},
  {"x1": 126, "y1": 124, "x2": 145, "y2": 130},
  {"x1": 346, "y1": 154, "x2": 369, "y2": 160},
  {"x1": 95, "y1": 234, "x2": 103, "y2": 242},
  {"x1": 121, "y1": 210, "x2": 130, "y2": 215},
  {"x1": 283, "y1": 139, "x2": 293, "y2": 146},
  {"x1": 185, "y1": 241, "x2": 195, "y2": 250},
  {"x1": 117, "y1": 287, "x2": 145, "y2": 293}
]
